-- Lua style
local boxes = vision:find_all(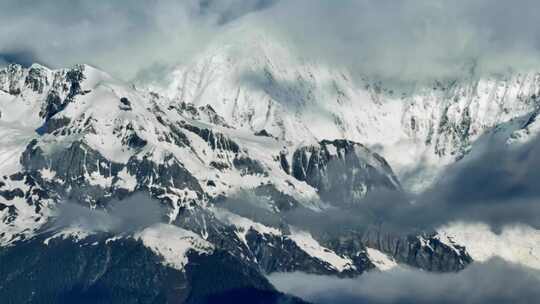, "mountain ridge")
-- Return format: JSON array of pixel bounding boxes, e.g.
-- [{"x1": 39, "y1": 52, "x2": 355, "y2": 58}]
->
[{"x1": 1, "y1": 45, "x2": 539, "y2": 301}]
